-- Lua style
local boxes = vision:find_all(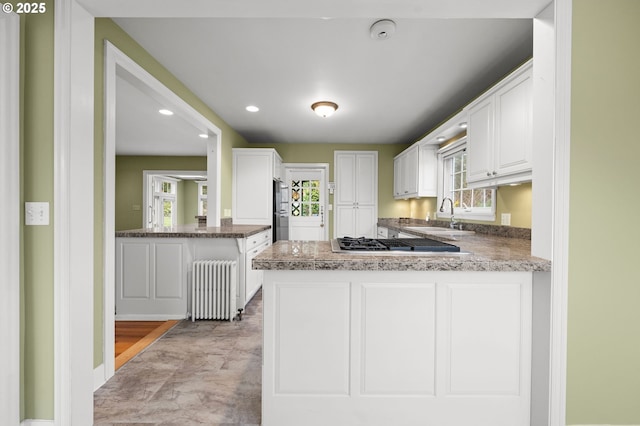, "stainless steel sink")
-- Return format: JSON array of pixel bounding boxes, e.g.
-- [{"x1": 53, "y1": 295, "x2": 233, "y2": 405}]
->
[{"x1": 403, "y1": 226, "x2": 475, "y2": 236}]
